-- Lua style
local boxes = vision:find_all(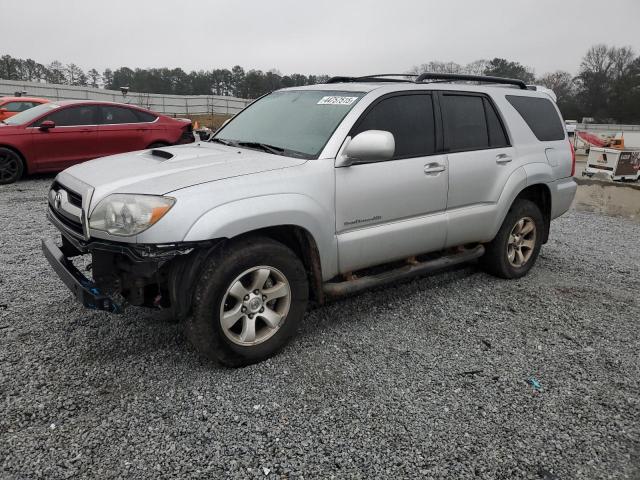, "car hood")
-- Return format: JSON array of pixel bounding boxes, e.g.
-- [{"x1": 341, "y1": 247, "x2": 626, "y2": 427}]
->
[{"x1": 62, "y1": 142, "x2": 308, "y2": 200}]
